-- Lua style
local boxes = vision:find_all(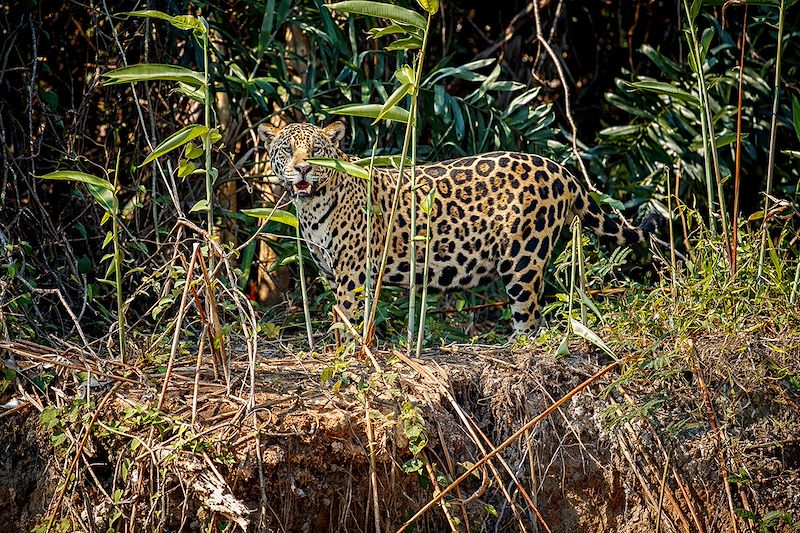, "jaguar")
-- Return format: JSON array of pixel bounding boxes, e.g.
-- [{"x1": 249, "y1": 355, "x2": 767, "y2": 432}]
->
[{"x1": 258, "y1": 121, "x2": 656, "y2": 336}]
